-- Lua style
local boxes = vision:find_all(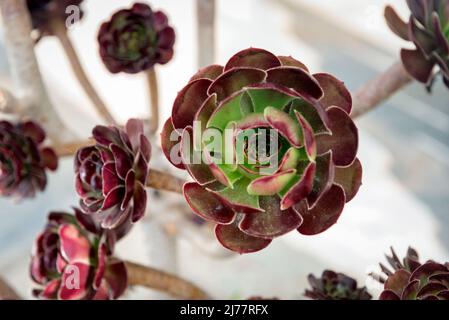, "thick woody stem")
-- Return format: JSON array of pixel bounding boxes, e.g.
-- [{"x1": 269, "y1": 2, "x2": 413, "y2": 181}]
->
[
  {"x1": 146, "y1": 169, "x2": 185, "y2": 194},
  {"x1": 351, "y1": 62, "x2": 412, "y2": 119},
  {"x1": 196, "y1": 0, "x2": 216, "y2": 68},
  {"x1": 146, "y1": 68, "x2": 159, "y2": 134},
  {"x1": 0, "y1": 0, "x2": 75, "y2": 143},
  {"x1": 0, "y1": 276, "x2": 21, "y2": 300},
  {"x1": 125, "y1": 261, "x2": 209, "y2": 299},
  {"x1": 50, "y1": 18, "x2": 117, "y2": 125}
]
